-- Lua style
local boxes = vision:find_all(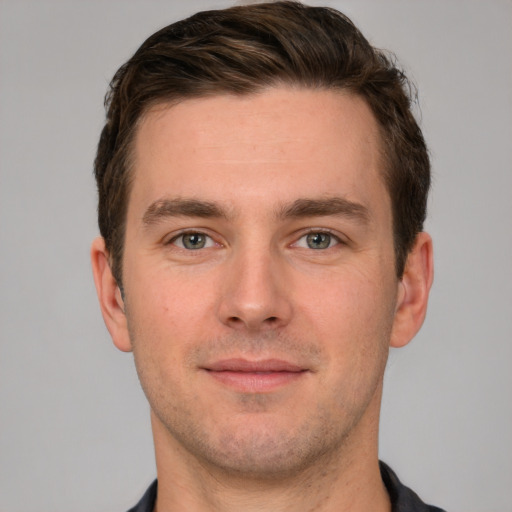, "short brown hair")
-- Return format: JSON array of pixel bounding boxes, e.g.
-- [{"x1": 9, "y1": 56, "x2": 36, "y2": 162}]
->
[{"x1": 94, "y1": 0, "x2": 430, "y2": 284}]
